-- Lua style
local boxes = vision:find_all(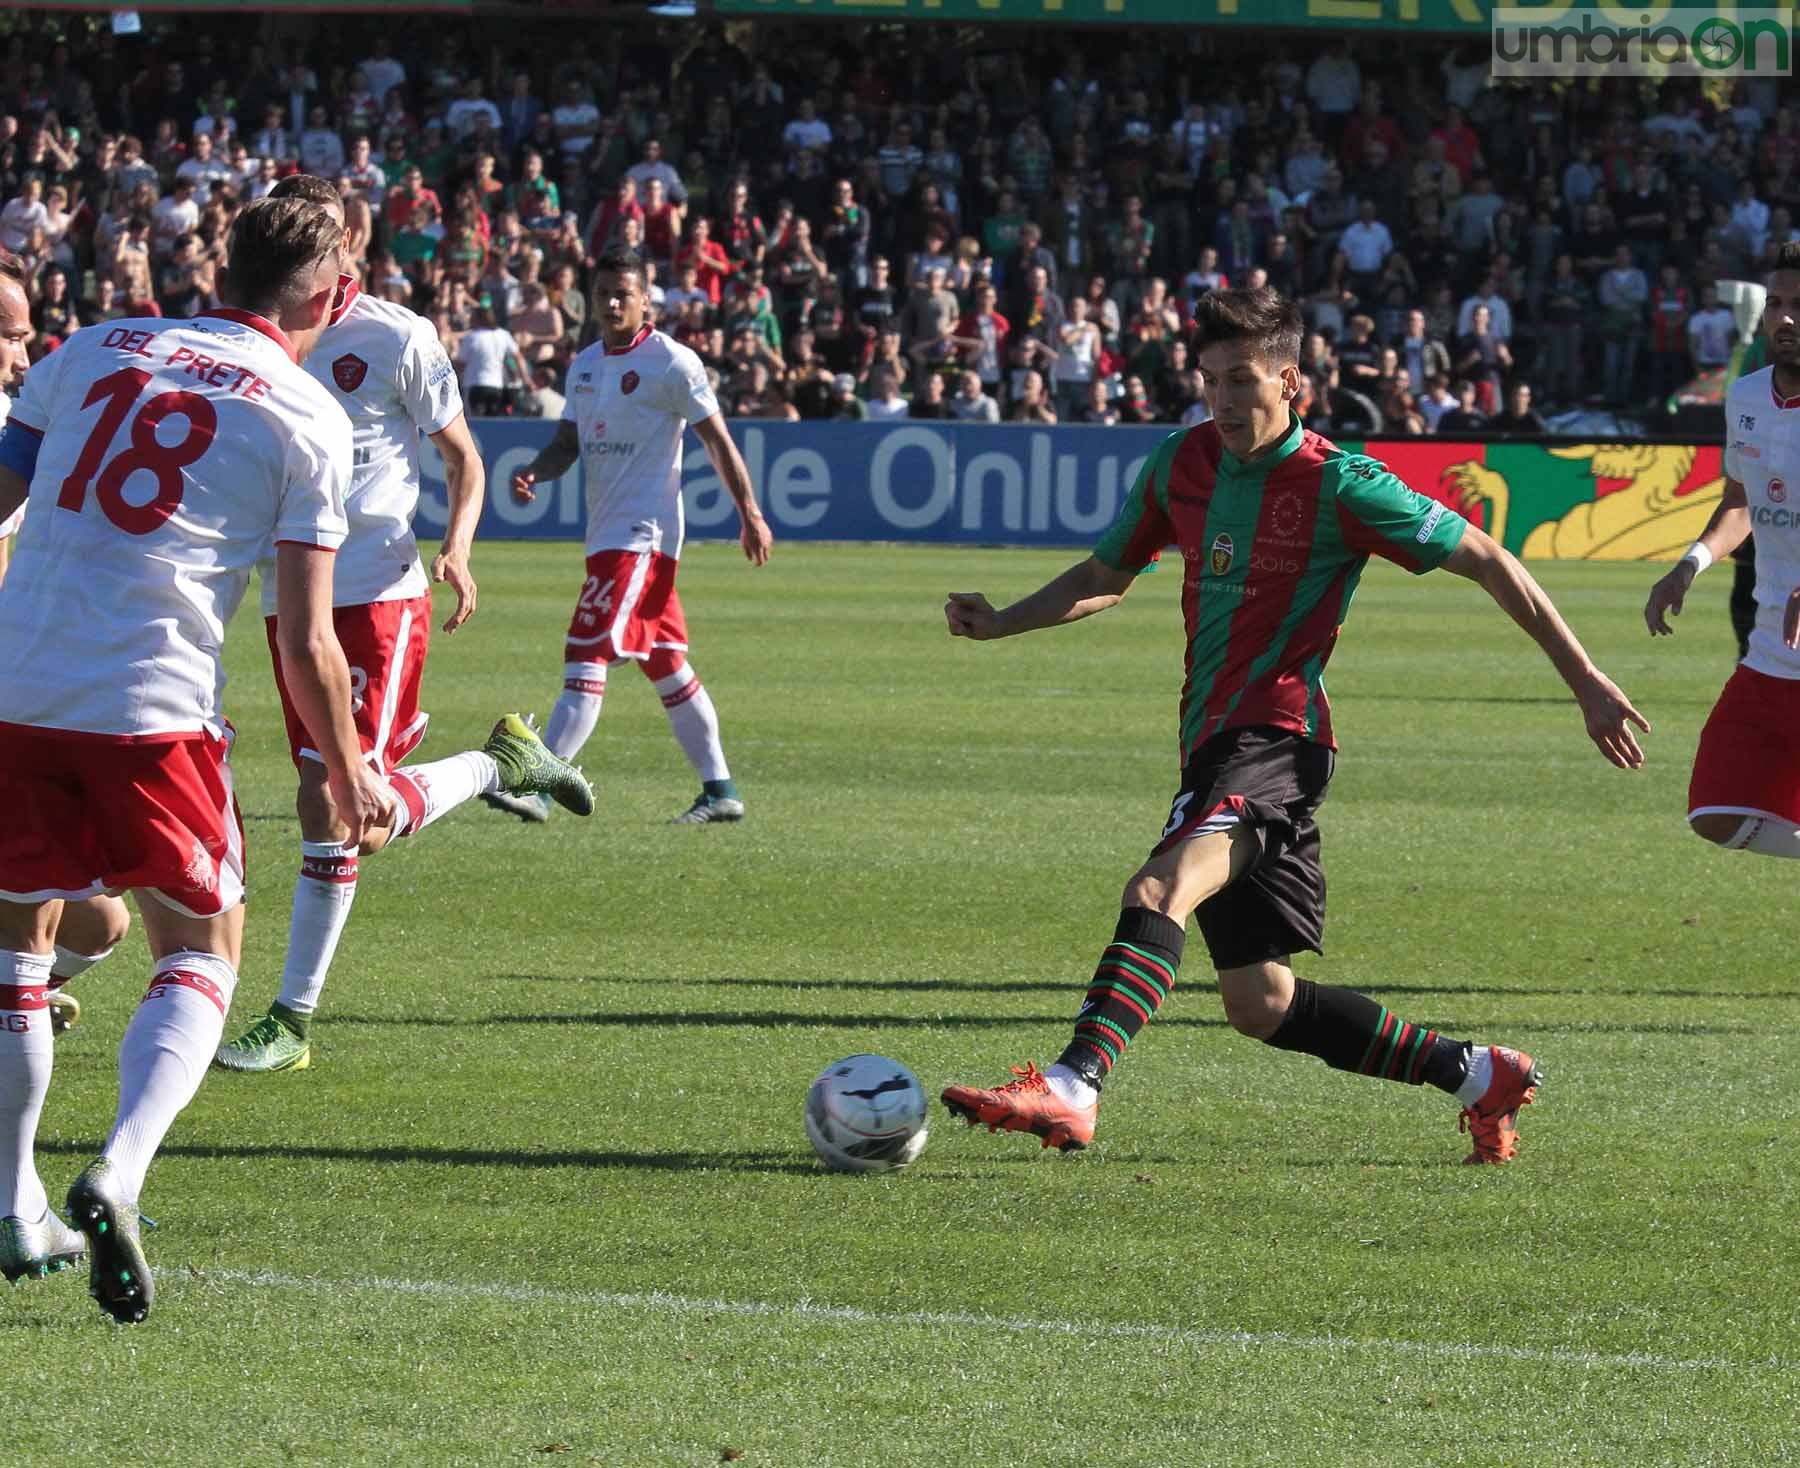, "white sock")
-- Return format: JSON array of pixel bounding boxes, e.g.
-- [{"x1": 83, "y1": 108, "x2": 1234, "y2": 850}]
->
[
  {"x1": 656, "y1": 664, "x2": 730, "y2": 782},
  {"x1": 1710, "y1": 812, "x2": 1800, "y2": 858},
  {"x1": 103, "y1": 950, "x2": 238, "y2": 1205},
  {"x1": 546, "y1": 662, "x2": 606, "y2": 761},
  {"x1": 0, "y1": 950, "x2": 54, "y2": 1220},
  {"x1": 1454, "y1": 1044, "x2": 1494, "y2": 1107},
  {"x1": 1043, "y1": 1061, "x2": 1099, "y2": 1109},
  {"x1": 52, "y1": 943, "x2": 116, "y2": 984},
  {"x1": 388, "y1": 752, "x2": 499, "y2": 838},
  {"x1": 275, "y1": 841, "x2": 359, "y2": 1016}
]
